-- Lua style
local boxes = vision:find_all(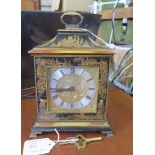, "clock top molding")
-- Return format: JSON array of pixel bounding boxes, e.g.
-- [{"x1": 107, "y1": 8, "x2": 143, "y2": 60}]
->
[{"x1": 28, "y1": 29, "x2": 115, "y2": 56}]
